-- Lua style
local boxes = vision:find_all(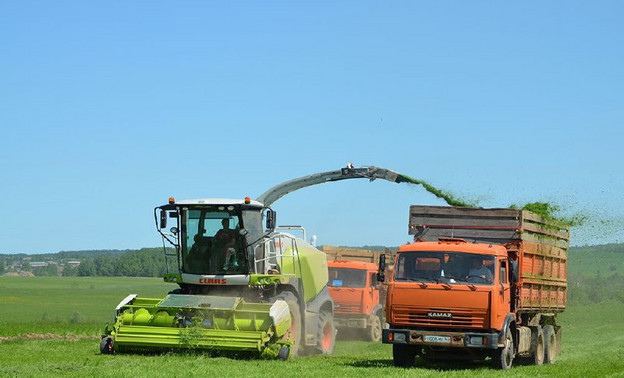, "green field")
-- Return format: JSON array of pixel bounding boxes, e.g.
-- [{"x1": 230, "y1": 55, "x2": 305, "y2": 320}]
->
[{"x1": 1, "y1": 276, "x2": 623, "y2": 377}]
